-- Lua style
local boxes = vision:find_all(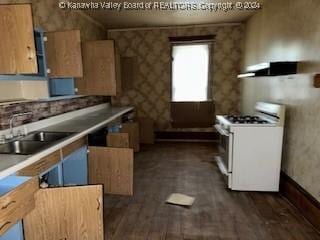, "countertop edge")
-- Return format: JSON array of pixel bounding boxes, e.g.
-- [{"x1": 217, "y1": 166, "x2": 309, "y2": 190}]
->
[{"x1": 0, "y1": 106, "x2": 134, "y2": 180}]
